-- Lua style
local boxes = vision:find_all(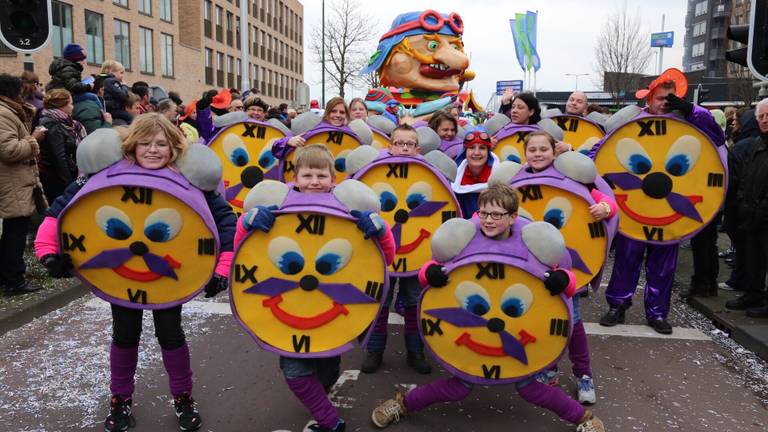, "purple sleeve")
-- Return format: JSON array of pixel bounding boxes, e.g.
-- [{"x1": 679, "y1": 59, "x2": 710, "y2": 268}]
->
[
  {"x1": 688, "y1": 105, "x2": 726, "y2": 147},
  {"x1": 197, "y1": 107, "x2": 215, "y2": 142},
  {"x1": 270, "y1": 136, "x2": 293, "y2": 160}
]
